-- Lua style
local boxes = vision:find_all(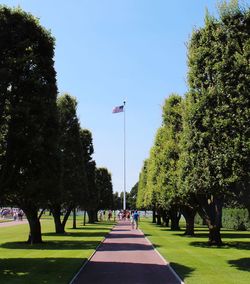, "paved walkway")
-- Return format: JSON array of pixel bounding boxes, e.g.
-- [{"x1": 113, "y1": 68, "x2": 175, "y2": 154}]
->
[
  {"x1": 0, "y1": 220, "x2": 28, "y2": 228},
  {"x1": 71, "y1": 221, "x2": 183, "y2": 284}
]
